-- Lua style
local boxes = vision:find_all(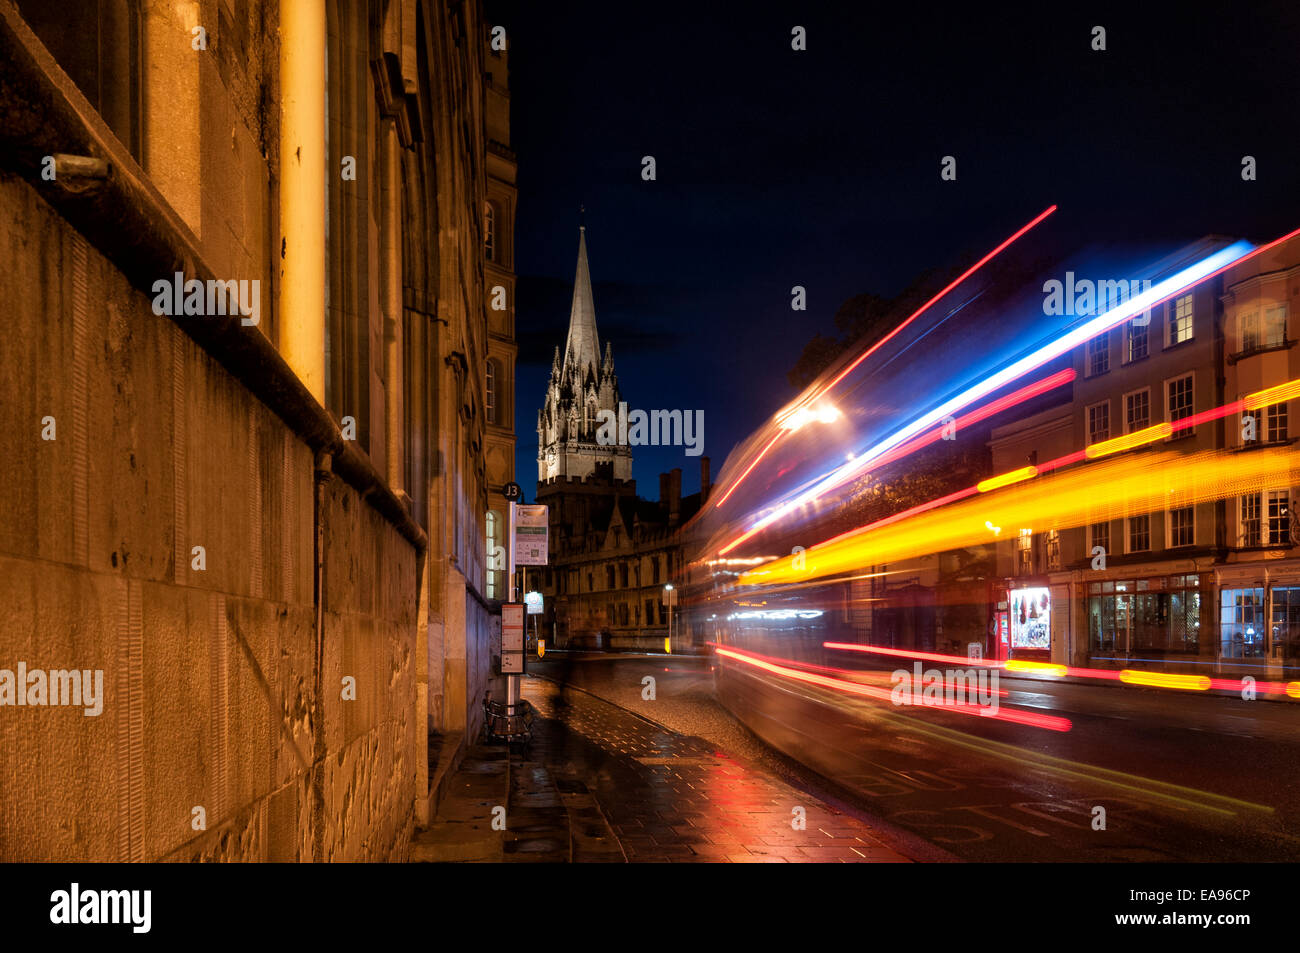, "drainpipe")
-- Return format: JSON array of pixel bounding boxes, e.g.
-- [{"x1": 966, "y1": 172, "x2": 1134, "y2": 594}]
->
[
  {"x1": 311, "y1": 451, "x2": 332, "y2": 861},
  {"x1": 279, "y1": 0, "x2": 326, "y2": 403},
  {"x1": 382, "y1": 120, "x2": 403, "y2": 489}
]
